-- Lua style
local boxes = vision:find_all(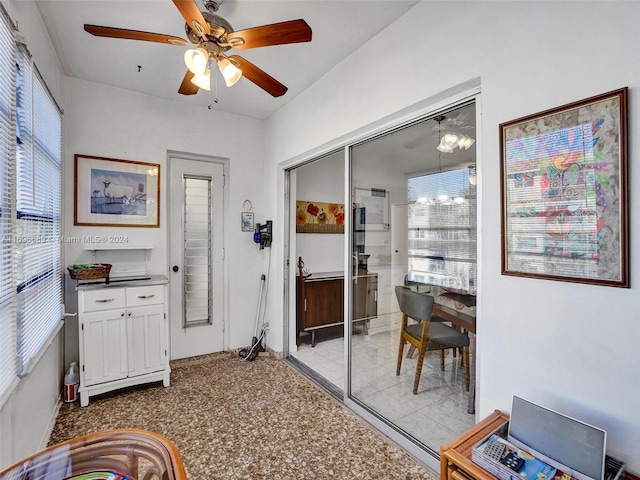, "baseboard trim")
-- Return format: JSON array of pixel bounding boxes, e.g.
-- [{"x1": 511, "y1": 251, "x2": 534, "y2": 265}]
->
[{"x1": 41, "y1": 399, "x2": 62, "y2": 450}]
